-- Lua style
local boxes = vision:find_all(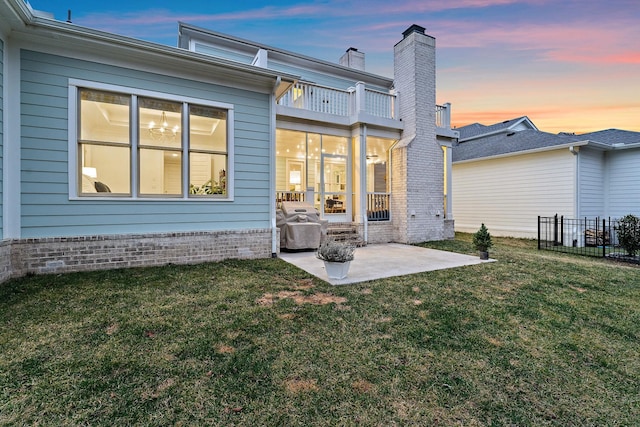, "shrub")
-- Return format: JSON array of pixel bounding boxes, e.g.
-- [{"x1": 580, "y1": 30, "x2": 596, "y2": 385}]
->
[
  {"x1": 616, "y1": 214, "x2": 640, "y2": 256},
  {"x1": 473, "y1": 223, "x2": 493, "y2": 252},
  {"x1": 316, "y1": 239, "x2": 355, "y2": 263}
]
